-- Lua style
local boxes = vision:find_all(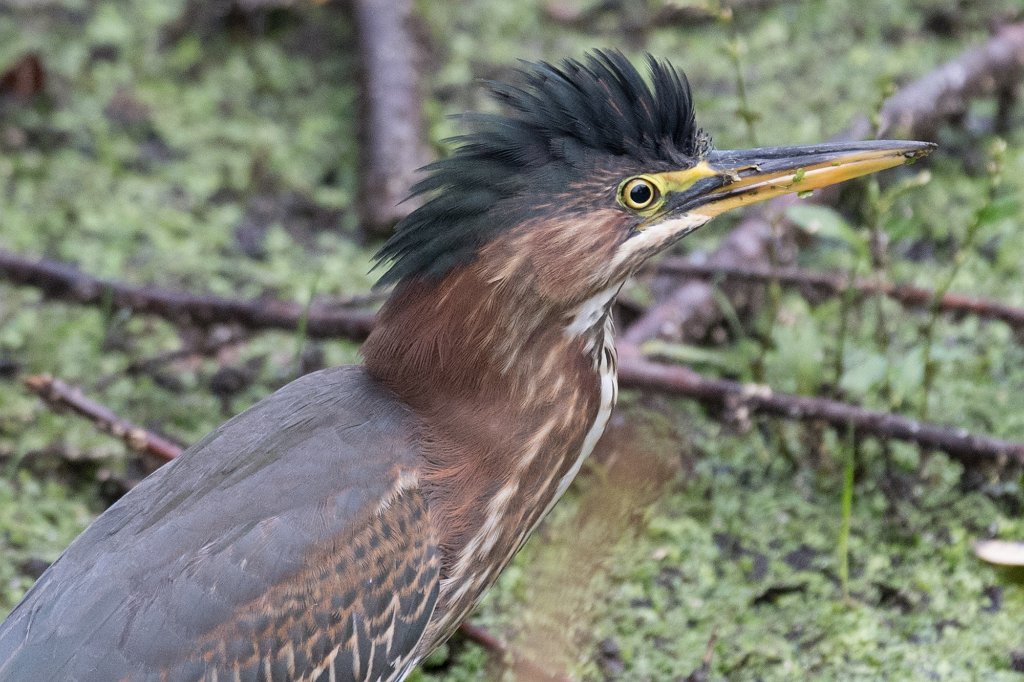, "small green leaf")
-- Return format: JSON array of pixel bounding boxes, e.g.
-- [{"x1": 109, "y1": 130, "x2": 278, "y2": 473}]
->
[
  {"x1": 839, "y1": 349, "x2": 888, "y2": 397},
  {"x1": 641, "y1": 340, "x2": 756, "y2": 379},
  {"x1": 786, "y1": 204, "x2": 869, "y2": 260},
  {"x1": 976, "y1": 196, "x2": 1018, "y2": 226}
]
